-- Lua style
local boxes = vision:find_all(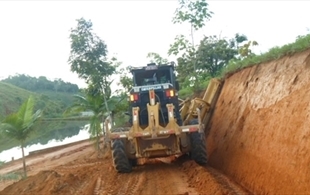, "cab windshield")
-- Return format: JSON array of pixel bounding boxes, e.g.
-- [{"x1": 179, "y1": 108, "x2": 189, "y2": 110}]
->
[{"x1": 134, "y1": 69, "x2": 172, "y2": 86}]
